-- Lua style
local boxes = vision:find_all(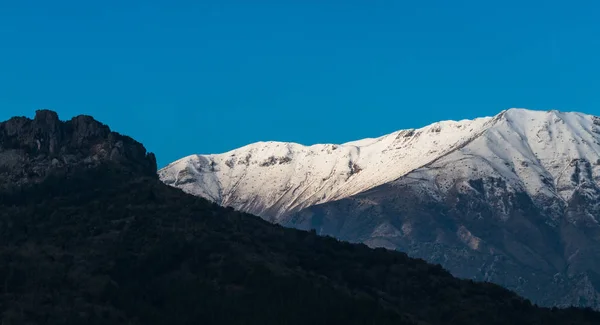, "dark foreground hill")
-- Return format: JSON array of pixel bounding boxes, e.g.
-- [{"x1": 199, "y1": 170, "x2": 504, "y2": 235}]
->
[{"x1": 0, "y1": 111, "x2": 599, "y2": 324}]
